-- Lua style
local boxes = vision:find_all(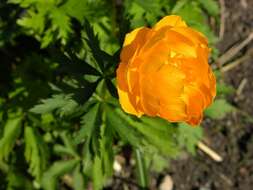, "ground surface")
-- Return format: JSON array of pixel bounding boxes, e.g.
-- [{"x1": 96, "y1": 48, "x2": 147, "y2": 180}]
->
[{"x1": 170, "y1": 0, "x2": 253, "y2": 189}]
